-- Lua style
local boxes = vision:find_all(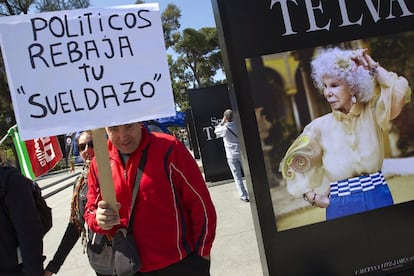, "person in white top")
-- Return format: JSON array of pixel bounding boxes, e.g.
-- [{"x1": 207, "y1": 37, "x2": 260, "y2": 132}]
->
[
  {"x1": 214, "y1": 109, "x2": 249, "y2": 202},
  {"x1": 280, "y1": 47, "x2": 411, "y2": 220}
]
